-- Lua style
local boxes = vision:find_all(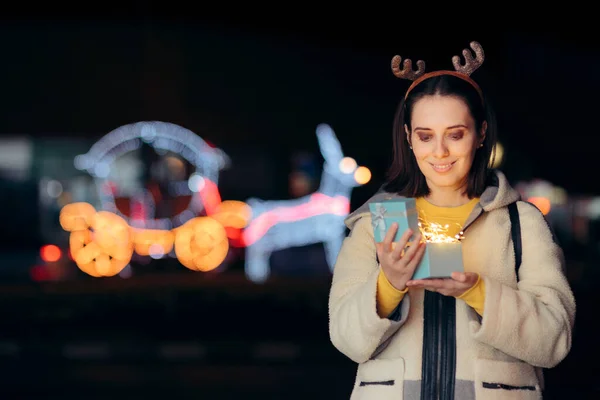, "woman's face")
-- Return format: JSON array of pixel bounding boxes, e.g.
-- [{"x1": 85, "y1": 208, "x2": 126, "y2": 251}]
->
[{"x1": 406, "y1": 95, "x2": 485, "y2": 194}]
